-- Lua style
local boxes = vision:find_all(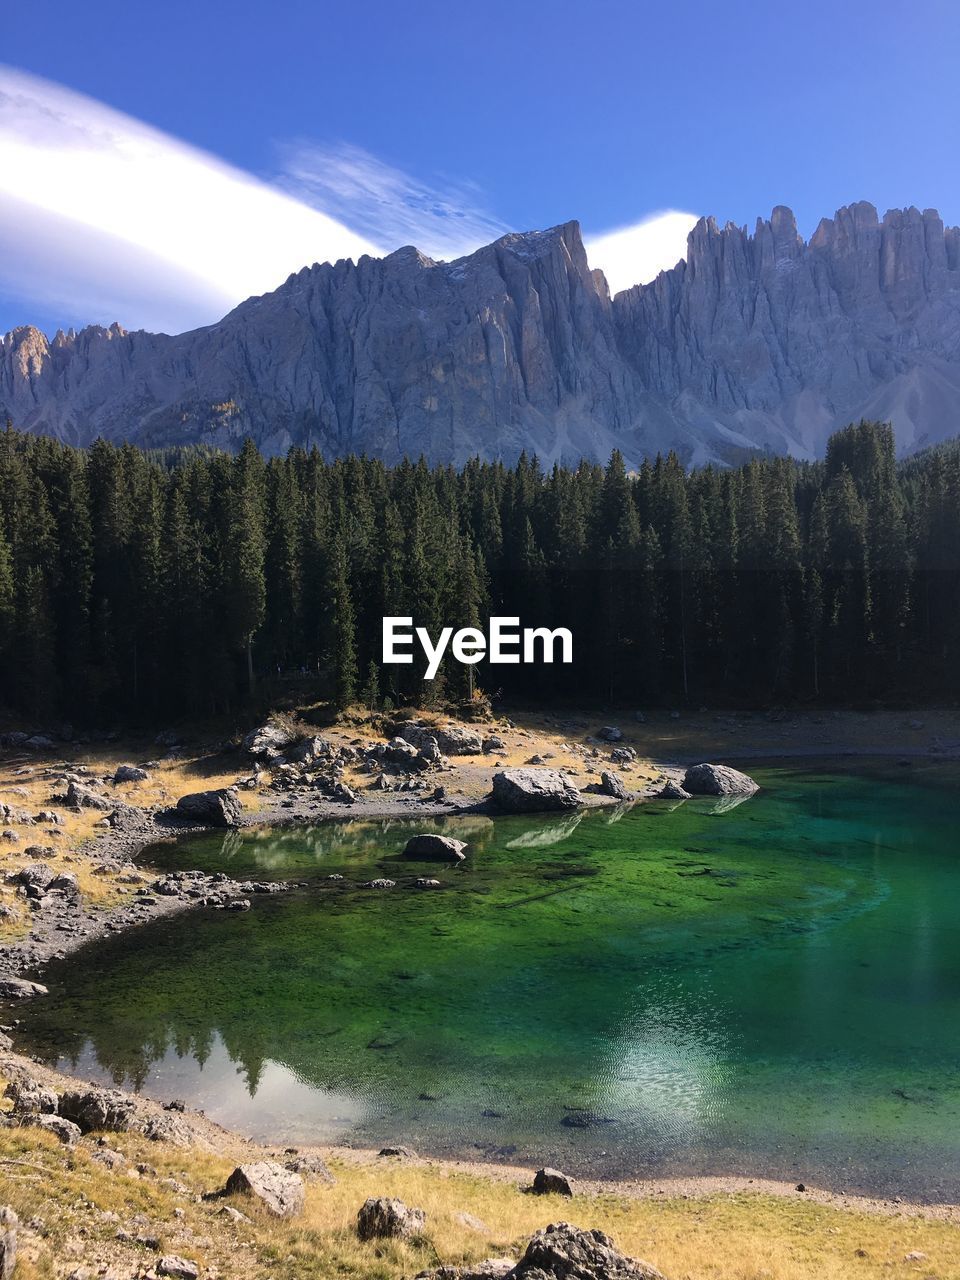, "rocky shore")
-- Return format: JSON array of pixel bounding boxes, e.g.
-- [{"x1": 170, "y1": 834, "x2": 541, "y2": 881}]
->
[{"x1": 0, "y1": 714, "x2": 699, "y2": 988}]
